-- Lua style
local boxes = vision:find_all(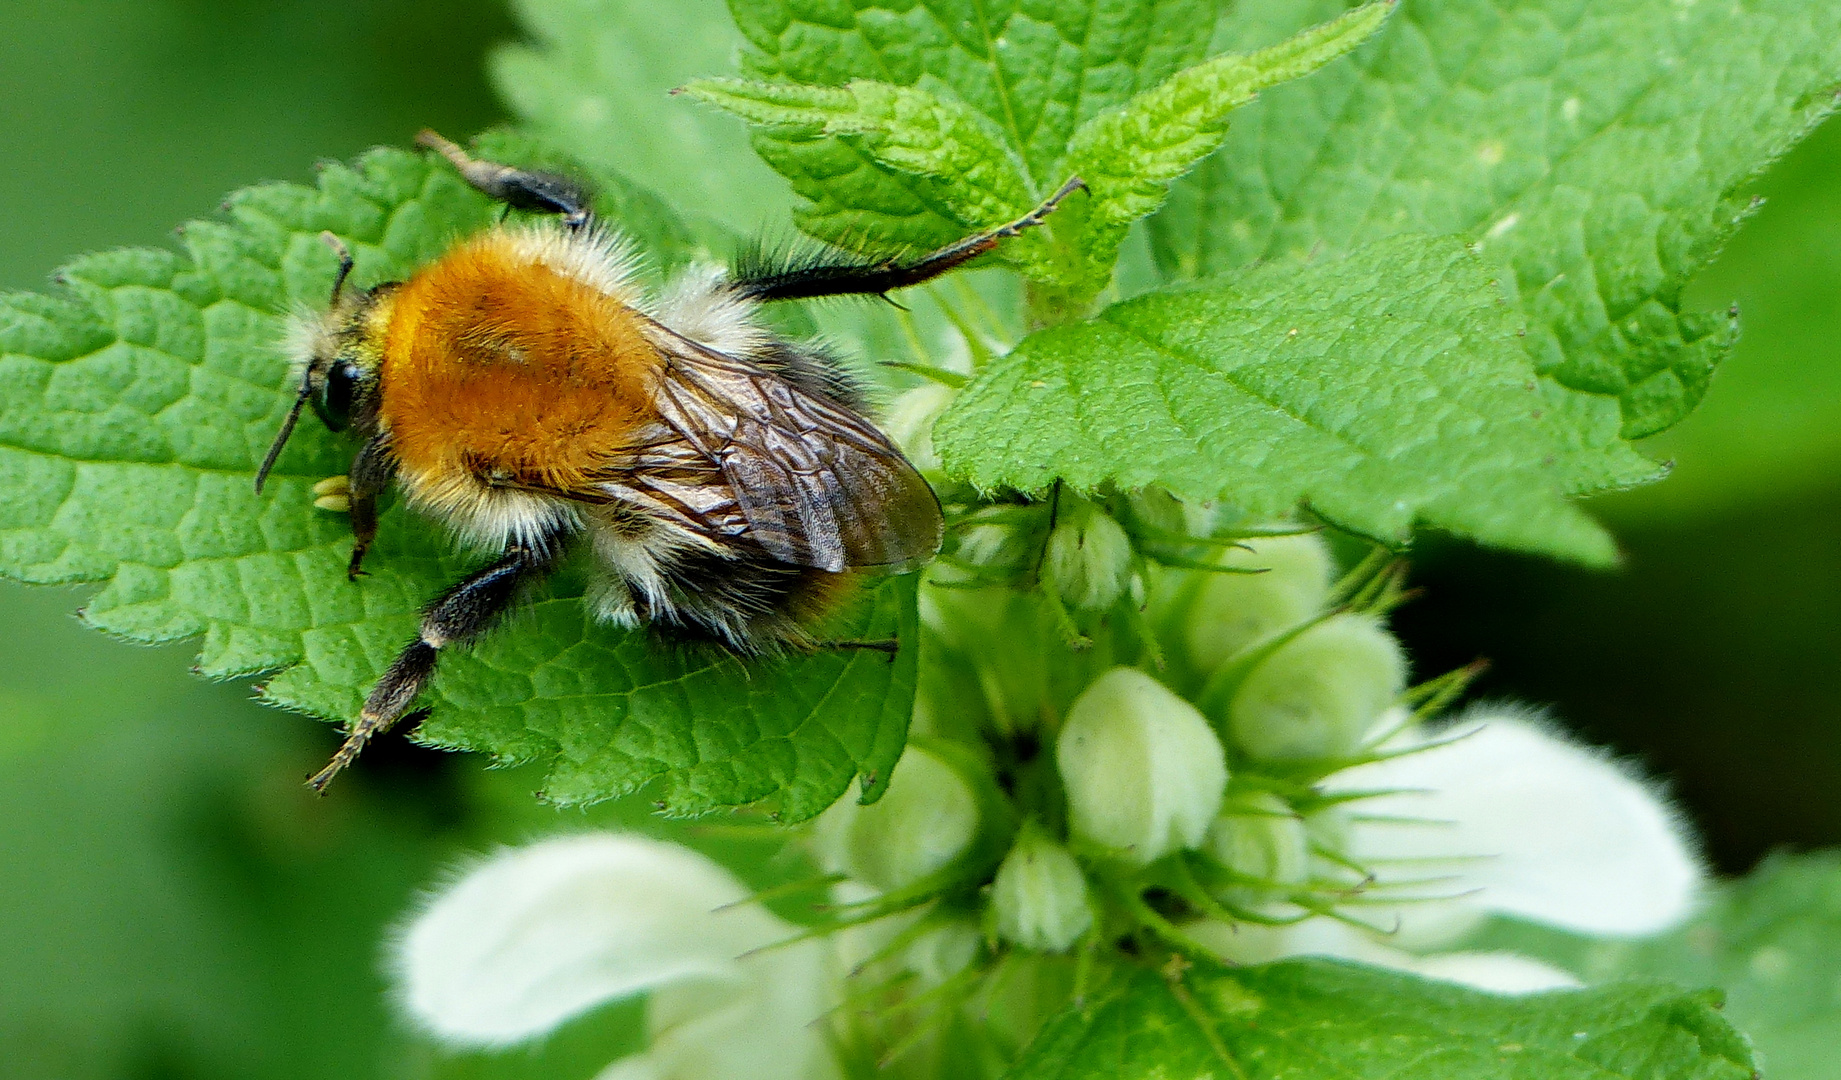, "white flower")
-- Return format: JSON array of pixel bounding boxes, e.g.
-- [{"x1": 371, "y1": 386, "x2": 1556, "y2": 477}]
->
[
  {"x1": 1186, "y1": 918, "x2": 1583, "y2": 995},
  {"x1": 810, "y1": 741, "x2": 980, "y2": 892},
  {"x1": 1204, "y1": 790, "x2": 1310, "y2": 888},
  {"x1": 1199, "y1": 706, "x2": 1703, "y2": 991},
  {"x1": 1057, "y1": 667, "x2": 1228, "y2": 864},
  {"x1": 1043, "y1": 497, "x2": 1135, "y2": 611},
  {"x1": 393, "y1": 833, "x2": 835, "y2": 1080},
  {"x1": 1174, "y1": 532, "x2": 1335, "y2": 674},
  {"x1": 991, "y1": 822, "x2": 1095, "y2": 952},
  {"x1": 1227, "y1": 613, "x2": 1407, "y2": 762}
]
